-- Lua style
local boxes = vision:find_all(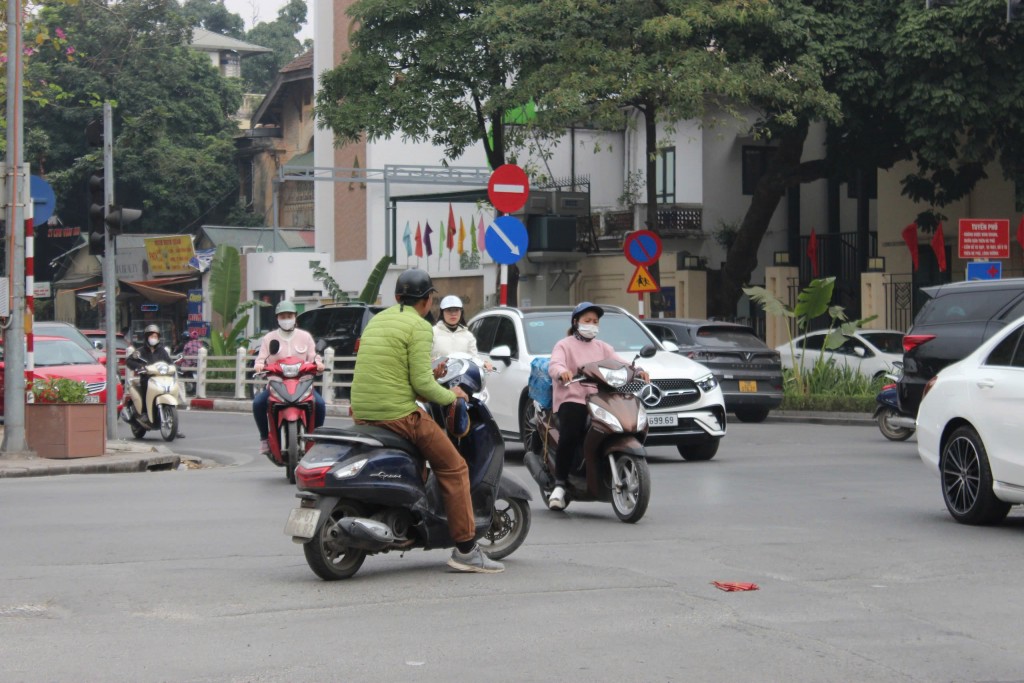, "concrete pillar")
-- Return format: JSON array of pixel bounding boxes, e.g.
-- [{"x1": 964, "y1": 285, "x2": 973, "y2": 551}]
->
[
  {"x1": 860, "y1": 272, "x2": 886, "y2": 330},
  {"x1": 764, "y1": 265, "x2": 798, "y2": 349},
  {"x1": 676, "y1": 269, "x2": 707, "y2": 319}
]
